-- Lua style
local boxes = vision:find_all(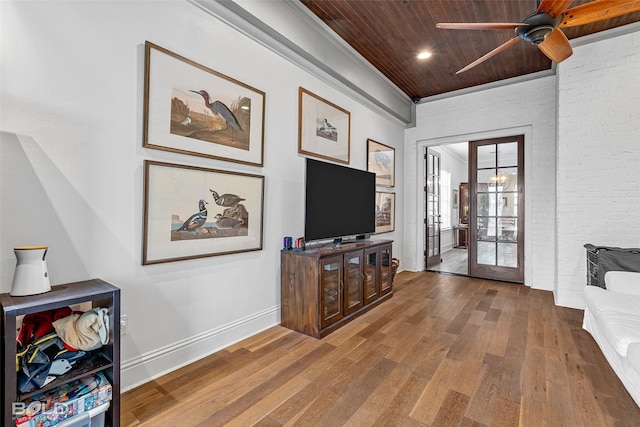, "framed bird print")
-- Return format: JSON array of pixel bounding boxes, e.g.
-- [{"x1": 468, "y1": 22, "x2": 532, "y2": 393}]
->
[
  {"x1": 143, "y1": 41, "x2": 266, "y2": 166},
  {"x1": 367, "y1": 139, "x2": 395, "y2": 187},
  {"x1": 298, "y1": 87, "x2": 350, "y2": 164},
  {"x1": 142, "y1": 160, "x2": 264, "y2": 265}
]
